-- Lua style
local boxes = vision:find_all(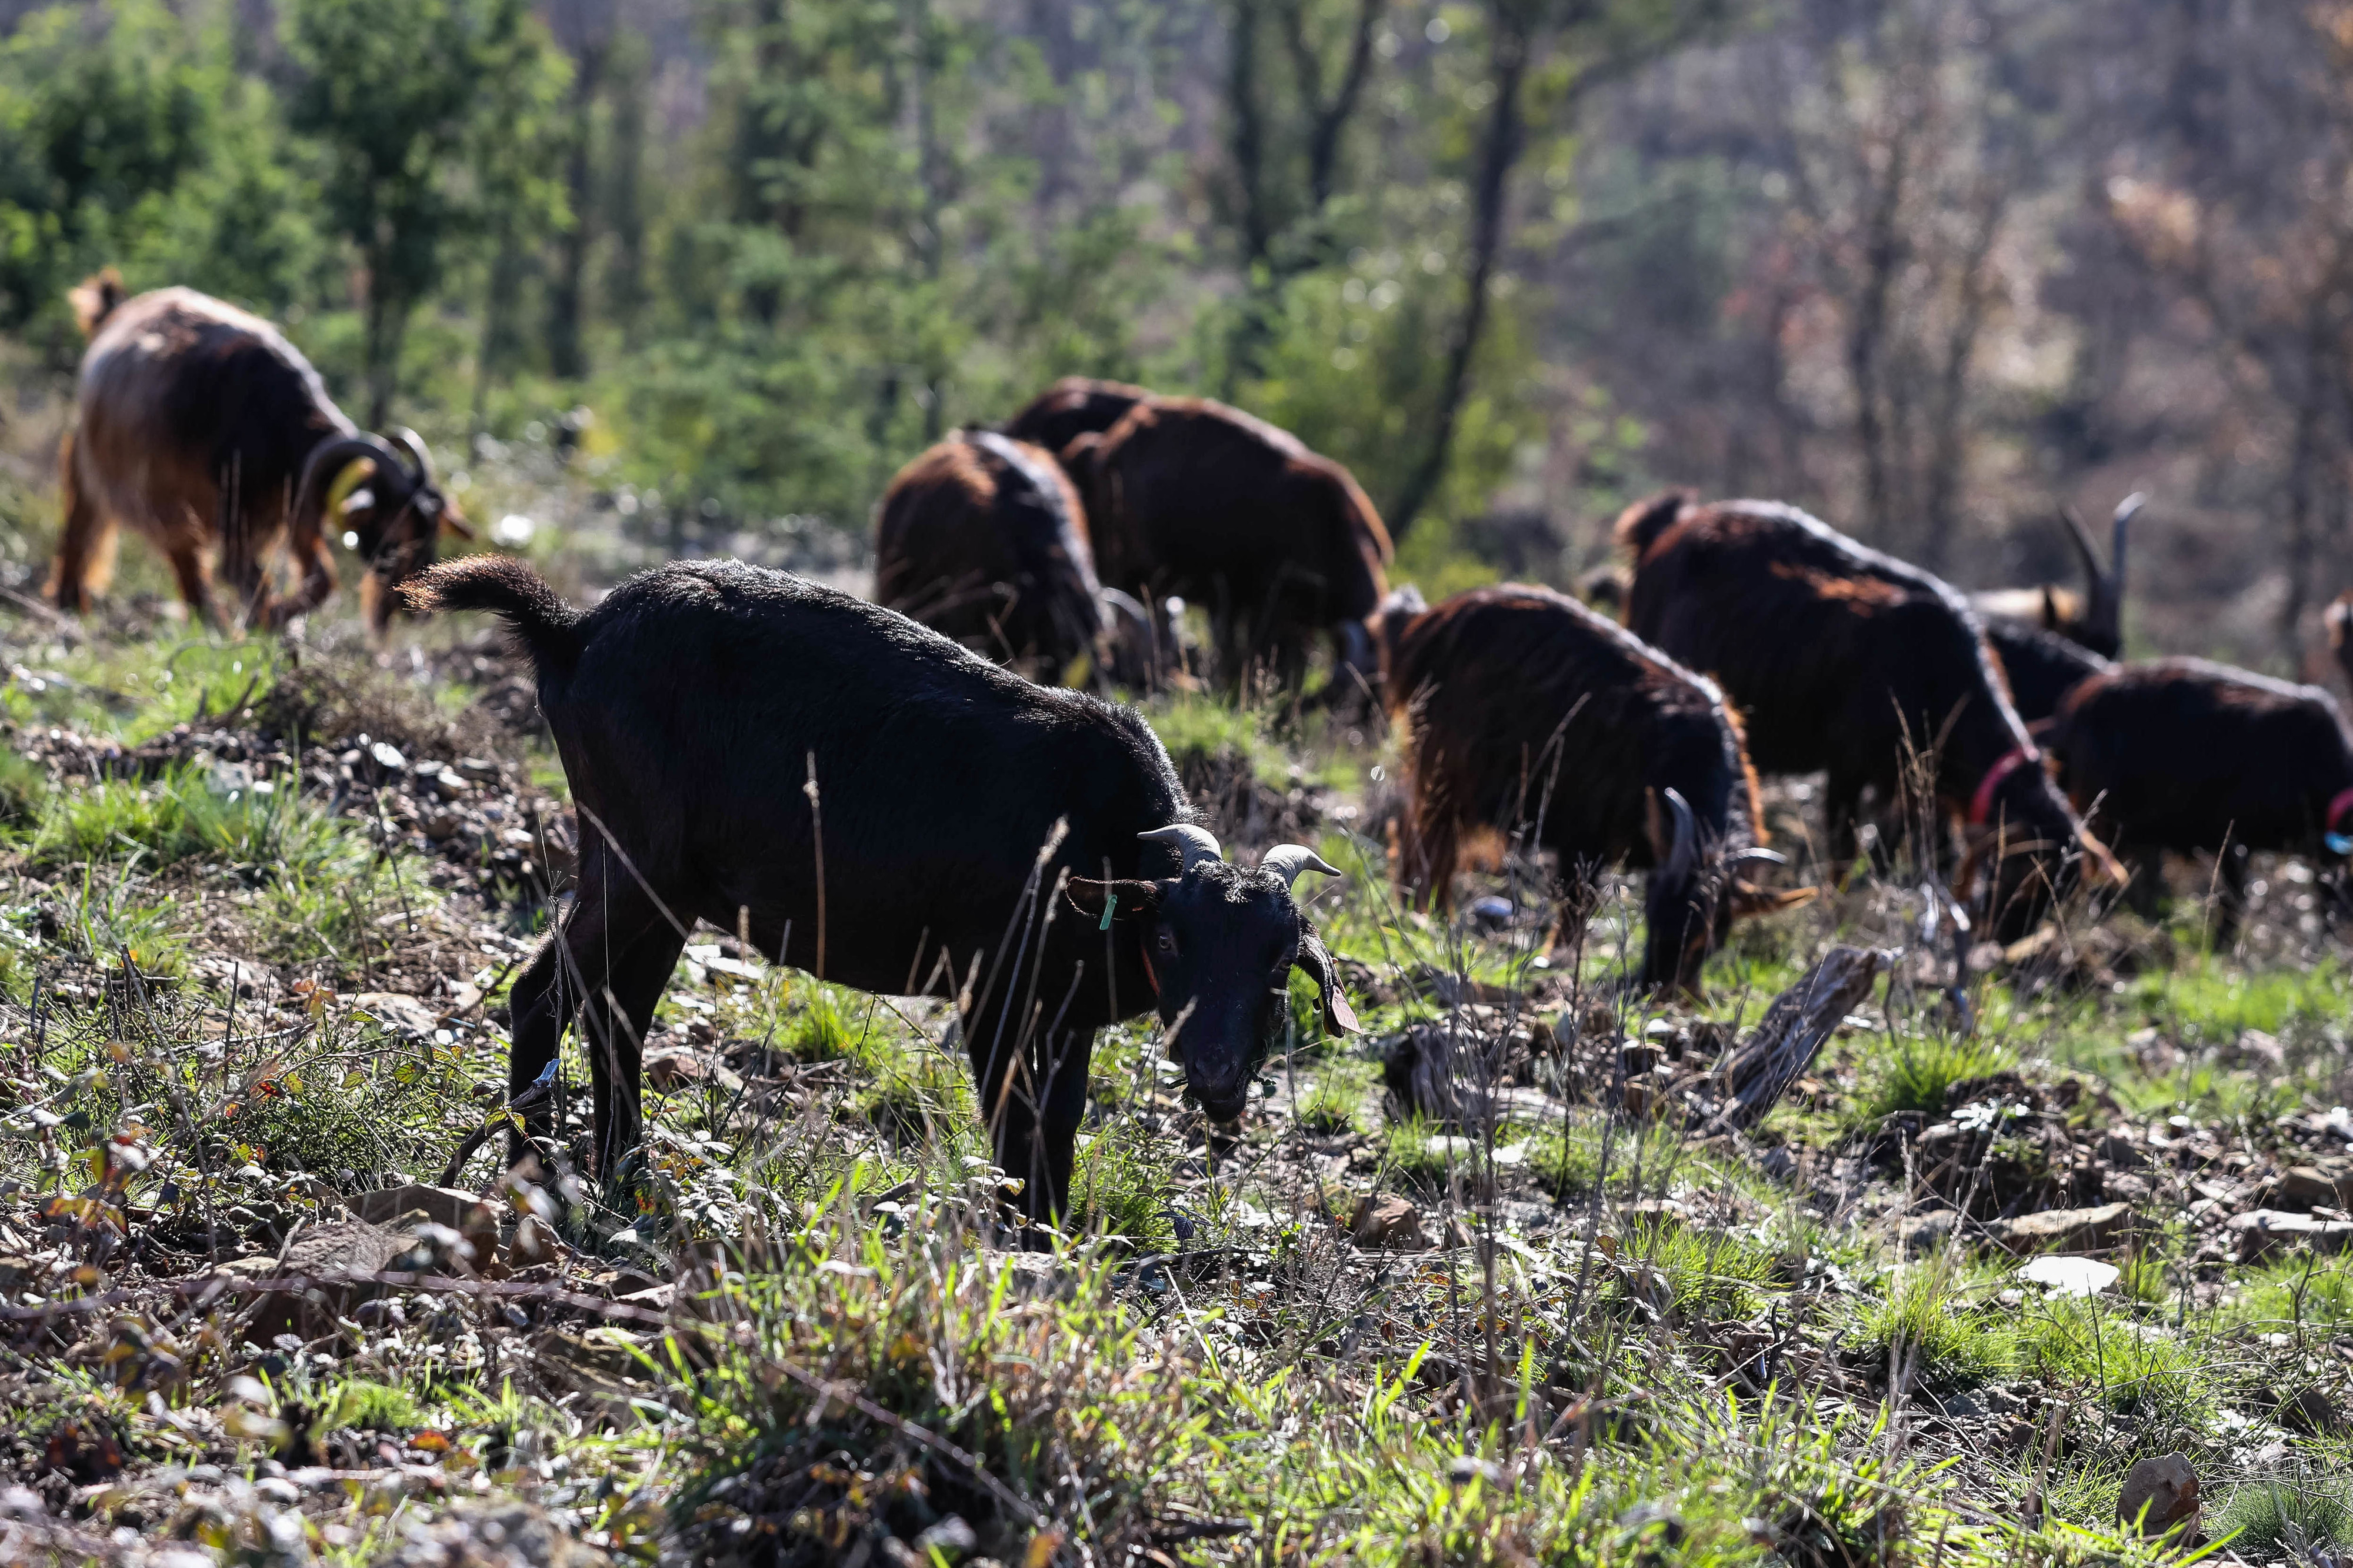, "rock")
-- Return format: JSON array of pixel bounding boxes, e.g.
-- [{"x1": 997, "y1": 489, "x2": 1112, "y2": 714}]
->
[
  {"x1": 2233, "y1": 1028, "x2": 2286, "y2": 1068},
  {"x1": 381, "y1": 1499, "x2": 609, "y2": 1566},
  {"x1": 2281, "y1": 1385, "x2": 2344, "y2": 1434},
  {"x1": 2116, "y1": 1453, "x2": 2199, "y2": 1539},
  {"x1": 1349, "y1": 1193, "x2": 1429, "y2": 1250},
  {"x1": 353, "y1": 992, "x2": 442, "y2": 1038},
  {"x1": 358, "y1": 1185, "x2": 501, "y2": 1266},
  {"x1": 2266, "y1": 1164, "x2": 2353, "y2": 1211},
  {"x1": 1986, "y1": 1202, "x2": 2135, "y2": 1255},
  {"x1": 2228, "y1": 1208, "x2": 2353, "y2": 1263},
  {"x1": 644, "y1": 1048, "x2": 708, "y2": 1090},
  {"x1": 212, "y1": 1220, "x2": 404, "y2": 1339},
  {"x1": 2017, "y1": 1255, "x2": 2119, "y2": 1296},
  {"x1": 1898, "y1": 1212, "x2": 1958, "y2": 1256},
  {"x1": 508, "y1": 1213, "x2": 565, "y2": 1269},
  {"x1": 912, "y1": 1516, "x2": 979, "y2": 1563}
]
